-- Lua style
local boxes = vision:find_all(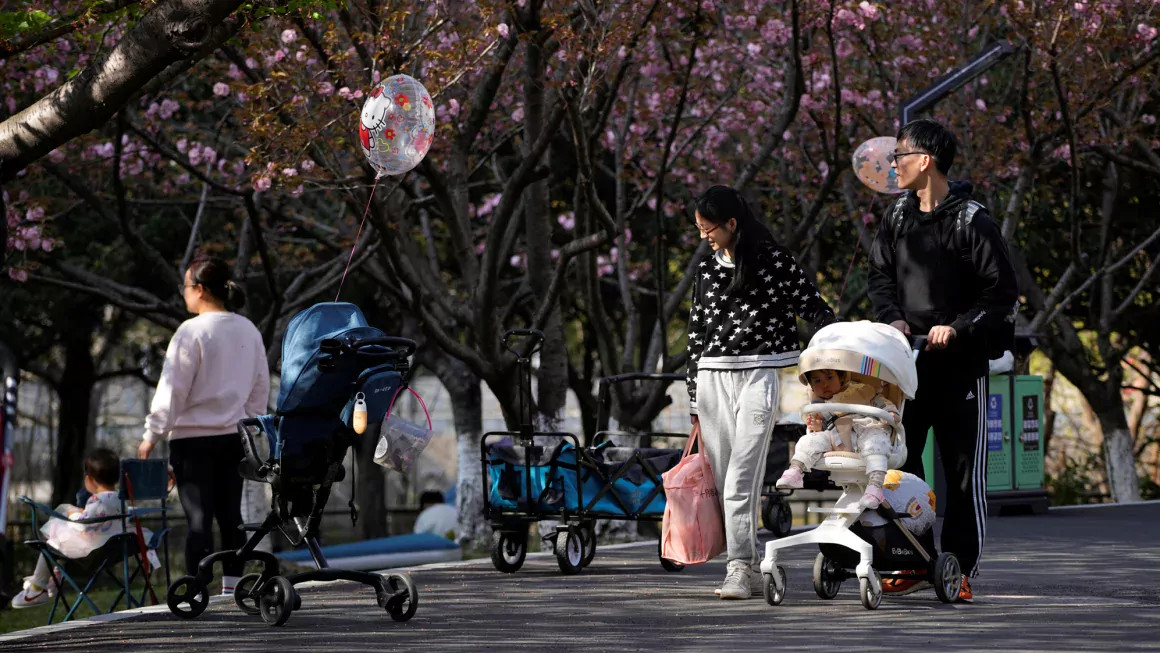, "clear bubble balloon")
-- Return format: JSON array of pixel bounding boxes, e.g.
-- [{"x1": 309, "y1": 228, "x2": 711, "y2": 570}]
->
[
  {"x1": 358, "y1": 74, "x2": 435, "y2": 177},
  {"x1": 852, "y1": 136, "x2": 902, "y2": 194}
]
